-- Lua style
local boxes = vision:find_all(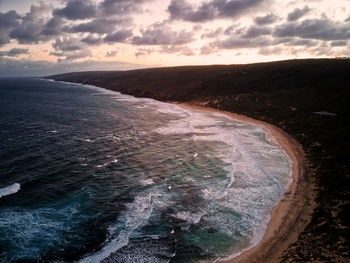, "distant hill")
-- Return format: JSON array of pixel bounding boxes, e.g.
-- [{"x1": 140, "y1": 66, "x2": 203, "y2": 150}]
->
[{"x1": 48, "y1": 58, "x2": 350, "y2": 262}]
